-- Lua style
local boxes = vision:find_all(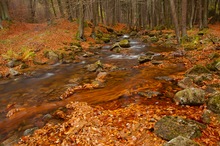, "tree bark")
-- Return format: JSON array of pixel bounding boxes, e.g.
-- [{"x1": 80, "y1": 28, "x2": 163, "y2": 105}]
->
[
  {"x1": 198, "y1": 0, "x2": 203, "y2": 30},
  {"x1": 169, "y1": 0, "x2": 180, "y2": 44},
  {"x1": 78, "y1": 0, "x2": 85, "y2": 40},
  {"x1": 203, "y1": 0, "x2": 208, "y2": 28},
  {"x1": 181, "y1": 0, "x2": 187, "y2": 36},
  {"x1": 44, "y1": 0, "x2": 51, "y2": 24},
  {"x1": 189, "y1": 0, "x2": 195, "y2": 29},
  {"x1": 51, "y1": 0, "x2": 57, "y2": 18},
  {"x1": 57, "y1": 0, "x2": 65, "y2": 18}
]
